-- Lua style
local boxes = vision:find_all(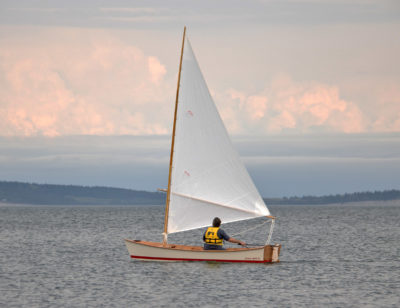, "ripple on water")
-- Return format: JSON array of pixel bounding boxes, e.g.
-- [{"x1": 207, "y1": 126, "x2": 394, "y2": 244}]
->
[{"x1": 0, "y1": 204, "x2": 399, "y2": 307}]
